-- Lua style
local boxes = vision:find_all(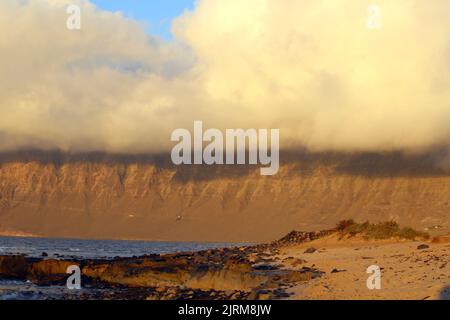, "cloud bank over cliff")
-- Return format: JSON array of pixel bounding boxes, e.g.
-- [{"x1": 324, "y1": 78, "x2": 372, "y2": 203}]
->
[{"x1": 1, "y1": 0, "x2": 450, "y2": 153}]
